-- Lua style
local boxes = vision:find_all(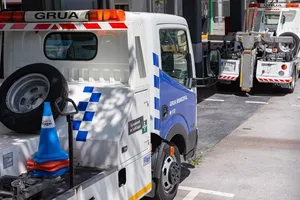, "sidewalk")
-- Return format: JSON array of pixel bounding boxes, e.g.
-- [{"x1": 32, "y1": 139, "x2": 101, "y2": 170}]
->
[{"x1": 180, "y1": 87, "x2": 300, "y2": 200}]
